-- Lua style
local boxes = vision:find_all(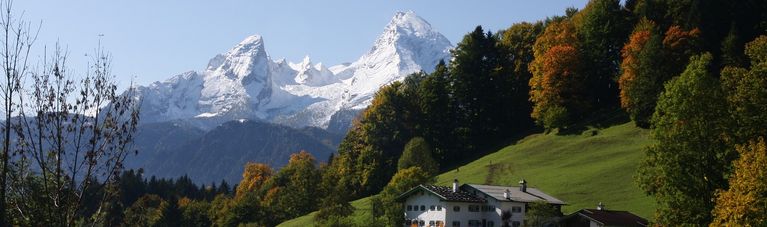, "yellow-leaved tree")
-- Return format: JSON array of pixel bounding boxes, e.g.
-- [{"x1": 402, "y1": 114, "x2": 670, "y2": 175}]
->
[
  {"x1": 235, "y1": 162, "x2": 274, "y2": 197},
  {"x1": 710, "y1": 138, "x2": 767, "y2": 226}
]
